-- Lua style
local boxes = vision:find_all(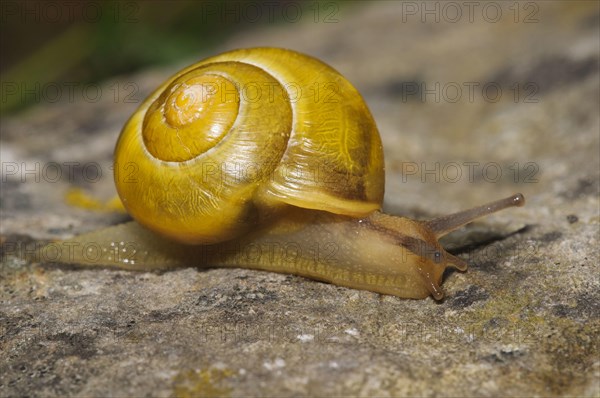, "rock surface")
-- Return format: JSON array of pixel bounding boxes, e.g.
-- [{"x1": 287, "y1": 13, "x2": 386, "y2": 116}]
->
[{"x1": 1, "y1": 2, "x2": 598, "y2": 397}]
